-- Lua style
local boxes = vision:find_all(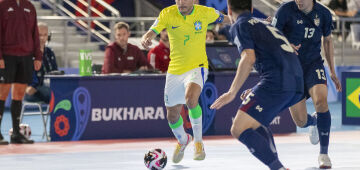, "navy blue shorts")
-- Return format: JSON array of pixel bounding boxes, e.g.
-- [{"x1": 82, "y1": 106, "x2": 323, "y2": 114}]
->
[
  {"x1": 302, "y1": 60, "x2": 327, "y2": 99},
  {"x1": 239, "y1": 85, "x2": 303, "y2": 126}
]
